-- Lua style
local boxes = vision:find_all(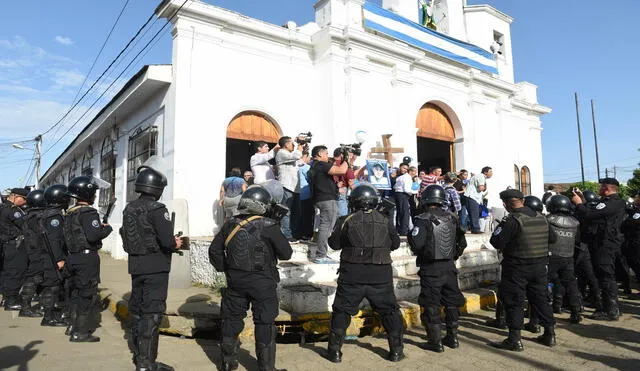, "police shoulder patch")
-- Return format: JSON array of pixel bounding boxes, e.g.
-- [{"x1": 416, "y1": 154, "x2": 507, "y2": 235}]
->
[
  {"x1": 164, "y1": 212, "x2": 171, "y2": 221},
  {"x1": 13, "y1": 212, "x2": 22, "y2": 219},
  {"x1": 91, "y1": 219, "x2": 100, "y2": 228},
  {"x1": 50, "y1": 219, "x2": 60, "y2": 228},
  {"x1": 411, "y1": 227, "x2": 420, "y2": 236},
  {"x1": 596, "y1": 203, "x2": 606, "y2": 210},
  {"x1": 493, "y1": 226, "x2": 503, "y2": 236},
  {"x1": 633, "y1": 213, "x2": 640, "y2": 220}
]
